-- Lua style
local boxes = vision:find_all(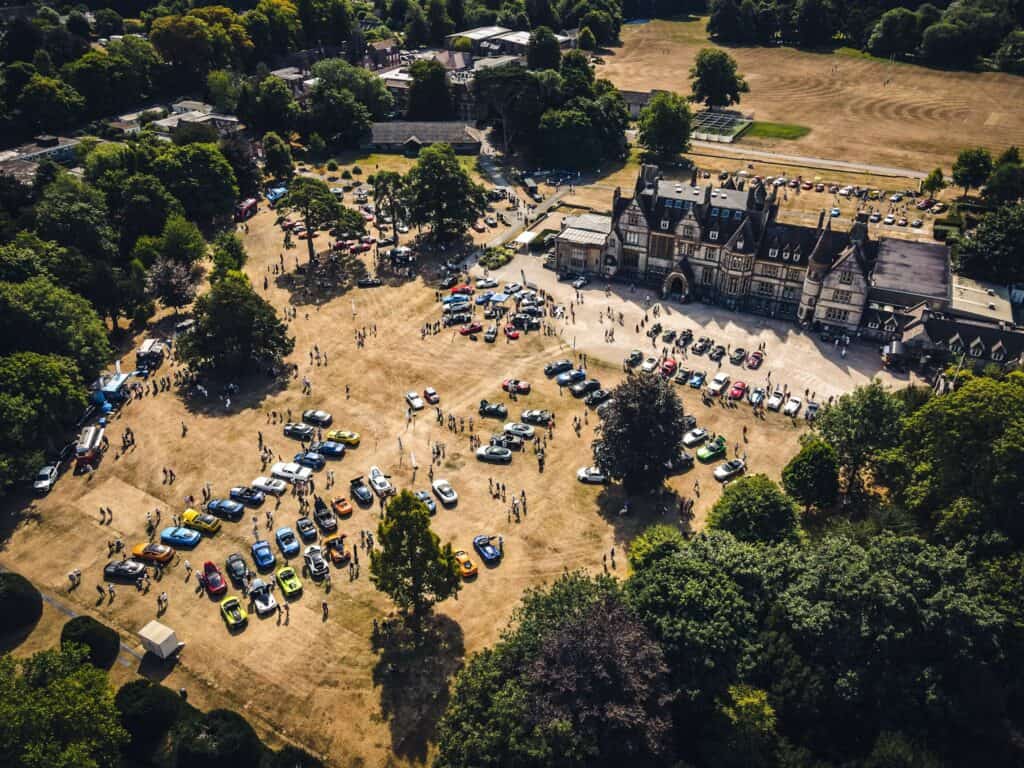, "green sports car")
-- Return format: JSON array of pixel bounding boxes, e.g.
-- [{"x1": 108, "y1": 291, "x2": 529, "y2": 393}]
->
[
  {"x1": 220, "y1": 596, "x2": 248, "y2": 629},
  {"x1": 276, "y1": 566, "x2": 303, "y2": 597},
  {"x1": 697, "y1": 435, "x2": 728, "y2": 462}
]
